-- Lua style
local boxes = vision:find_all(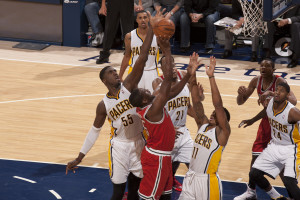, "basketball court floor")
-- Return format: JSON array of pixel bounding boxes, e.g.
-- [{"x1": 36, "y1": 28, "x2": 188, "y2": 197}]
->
[{"x1": 0, "y1": 40, "x2": 299, "y2": 199}]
